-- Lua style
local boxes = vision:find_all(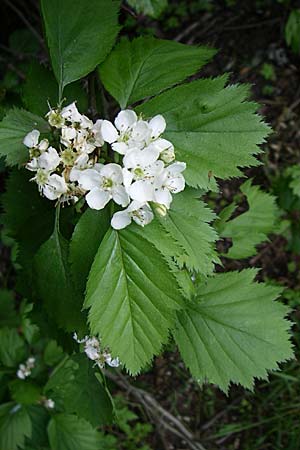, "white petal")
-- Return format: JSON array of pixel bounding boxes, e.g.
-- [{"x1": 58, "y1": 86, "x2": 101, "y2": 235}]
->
[
  {"x1": 131, "y1": 120, "x2": 151, "y2": 142},
  {"x1": 149, "y1": 115, "x2": 166, "y2": 139},
  {"x1": 112, "y1": 141, "x2": 128, "y2": 155},
  {"x1": 92, "y1": 119, "x2": 104, "y2": 146},
  {"x1": 129, "y1": 180, "x2": 155, "y2": 202},
  {"x1": 101, "y1": 120, "x2": 118, "y2": 143},
  {"x1": 112, "y1": 185, "x2": 130, "y2": 207},
  {"x1": 123, "y1": 148, "x2": 141, "y2": 169},
  {"x1": 78, "y1": 169, "x2": 101, "y2": 190},
  {"x1": 23, "y1": 129, "x2": 40, "y2": 148},
  {"x1": 75, "y1": 153, "x2": 89, "y2": 168},
  {"x1": 122, "y1": 168, "x2": 133, "y2": 188},
  {"x1": 168, "y1": 161, "x2": 186, "y2": 175},
  {"x1": 111, "y1": 210, "x2": 132, "y2": 230},
  {"x1": 138, "y1": 146, "x2": 160, "y2": 167},
  {"x1": 61, "y1": 102, "x2": 82, "y2": 122},
  {"x1": 132, "y1": 204, "x2": 154, "y2": 227},
  {"x1": 167, "y1": 174, "x2": 185, "y2": 193},
  {"x1": 48, "y1": 174, "x2": 68, "y2": 193},
  {"x1": 86, "y1": 187, "x2": 110, "y2": 210},
  {"x1": 100, "y1": 163, "x2": 123, "y2": 183},
  {"x1": 114, "y1": 110, "x2": 137, "y2": 131},
  {"x1": 69, "y1": 167, "x2": 80, "y2": 182},
  {"x1": 38, "y1": 139, "x2": 49, "y2": 151},
  {"x1": 154, "y1": 188, "x2": 172, "y2": 208},
  {"x1": 26, "y1": 158, "x2": 39, "y2": 171},
  {"x1": 38, "y1": 147, "x2": 61, "y2": 171}
]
